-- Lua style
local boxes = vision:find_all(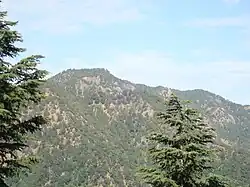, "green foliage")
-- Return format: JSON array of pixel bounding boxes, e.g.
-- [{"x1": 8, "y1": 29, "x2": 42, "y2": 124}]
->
[
  {"x1": 137, "y1": 93, "x2": 228, "y2": 187},
  {"x1": 0, "y1": 7, "x2": 48, "y2": 186},
  {"x1": 4, "y1": 69, "x2": 248, "y2": 186},
  {"x1": 202, "y1": 174, "x2": 229, "y2": 187},
  {"x1": 5, "y1": 68, "x2": 250, "y2": 186}
]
